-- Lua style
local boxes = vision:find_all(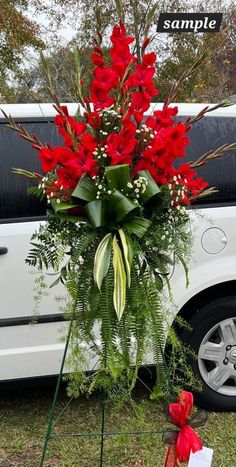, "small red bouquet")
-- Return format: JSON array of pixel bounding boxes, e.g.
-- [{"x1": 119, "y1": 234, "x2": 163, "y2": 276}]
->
[{"x1": 164, "y1": 391, "x2": 207, "y2": 466}]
